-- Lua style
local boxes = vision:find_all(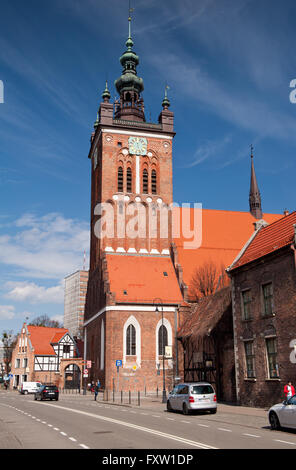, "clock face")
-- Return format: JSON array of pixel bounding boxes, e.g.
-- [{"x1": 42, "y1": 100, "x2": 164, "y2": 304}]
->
[{"x1": 128, "y1": 136, "x2": 147, "y2": 155}]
